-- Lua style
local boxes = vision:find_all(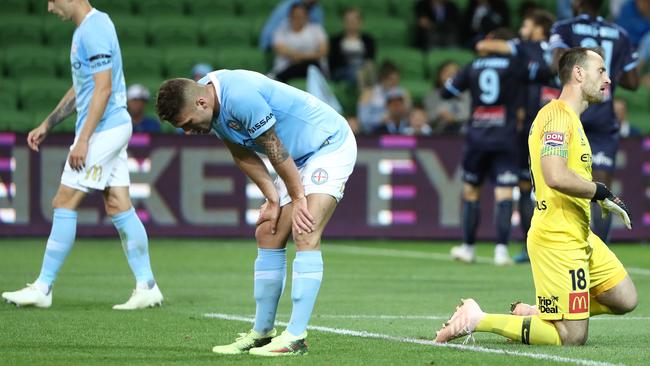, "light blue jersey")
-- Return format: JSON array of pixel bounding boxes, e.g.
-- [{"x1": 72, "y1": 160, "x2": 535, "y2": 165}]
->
[
  {"x1": 70, "y1": 9, "x2": 129, "y2": 134},
  {"x1": 199, "y1": 70, "x2": 349, "y2": 167}
]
